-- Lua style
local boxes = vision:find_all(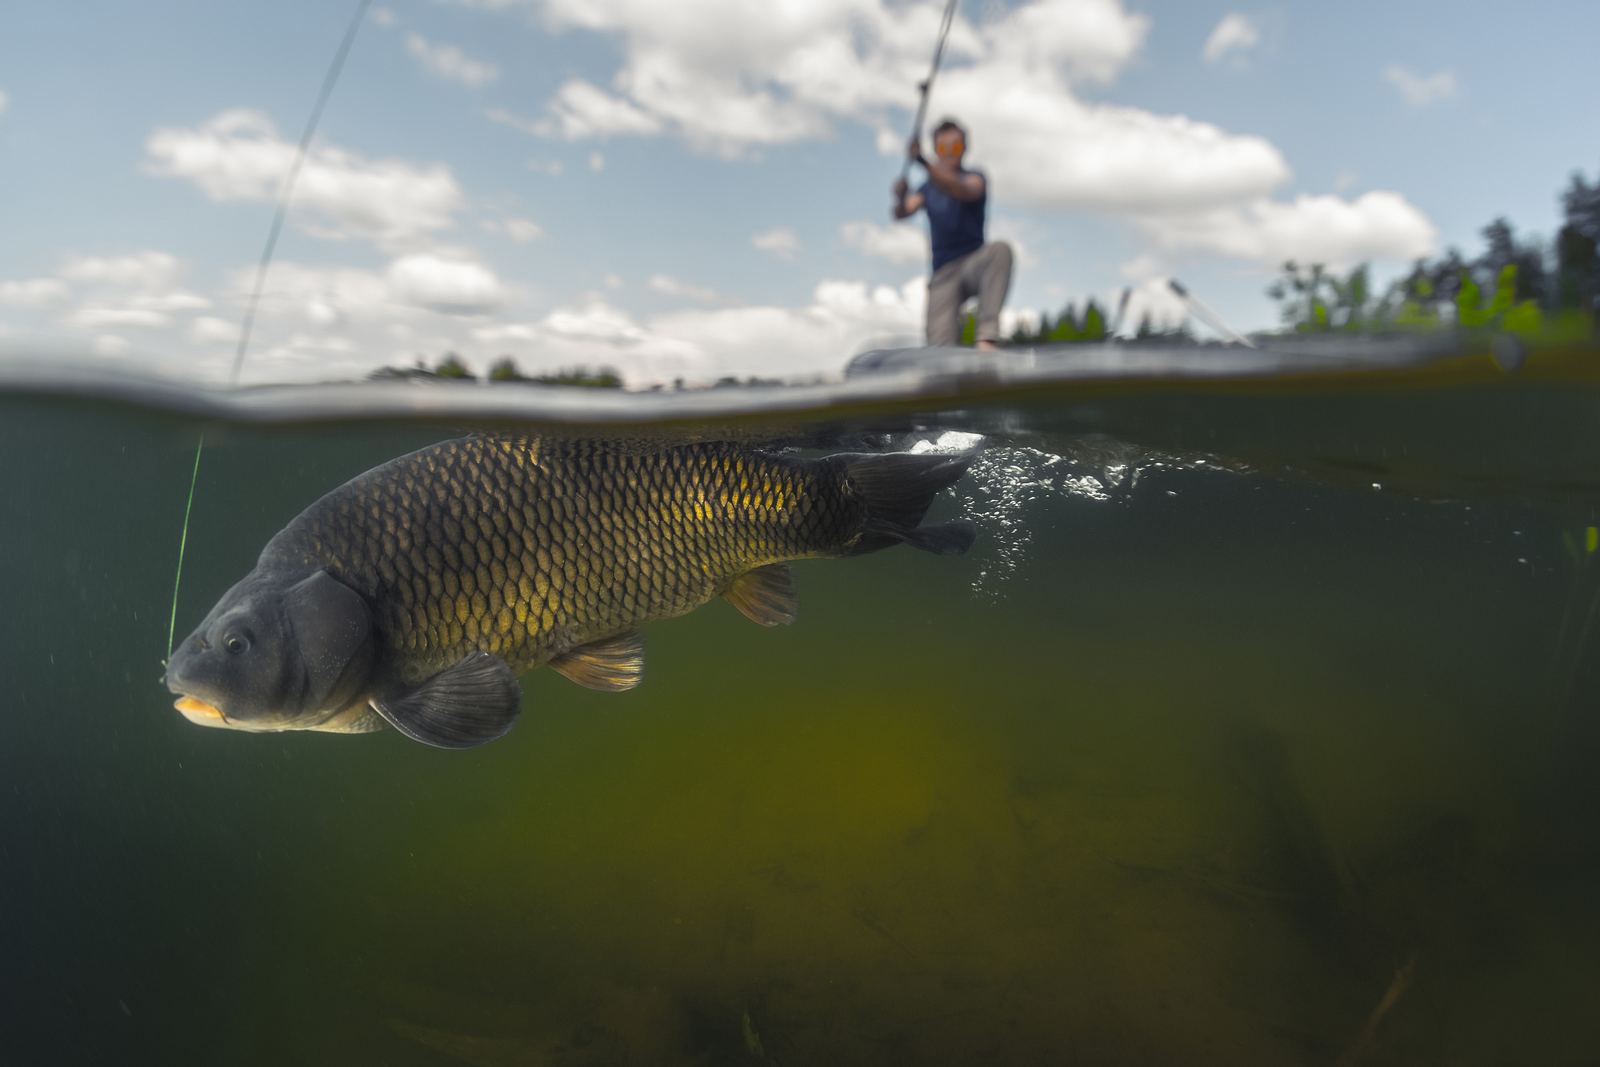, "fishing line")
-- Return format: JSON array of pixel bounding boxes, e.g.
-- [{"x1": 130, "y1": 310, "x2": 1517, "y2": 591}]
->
[
  {"x1": 166, "y1": 0, "x2": 373, "y2": 659},
  {"x1": 1168, "y1": 278, "x2": 1257, "y2": 348},
  {"x1": 899, "y1": 0, "x2": 961, "y2": 186},
  {"x1": 165, "y1": 433, "x2": 205, "y2": 662}
]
